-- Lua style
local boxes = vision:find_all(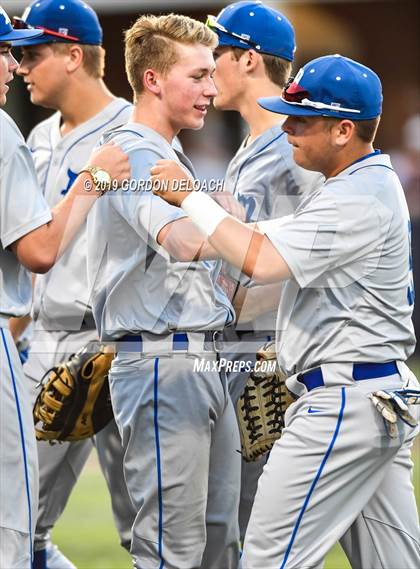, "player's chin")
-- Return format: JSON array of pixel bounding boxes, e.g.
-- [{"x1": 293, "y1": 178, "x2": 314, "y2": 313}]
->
[
  {"x1": 29, "y1": 91, "x2": 45, "y2": 105},
  {"x1": 187, "y1": 114, "x2": 206, "y2": 130},
  {"x1": 293, "y1": 150, "x2": 316, "y2": 172}
]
